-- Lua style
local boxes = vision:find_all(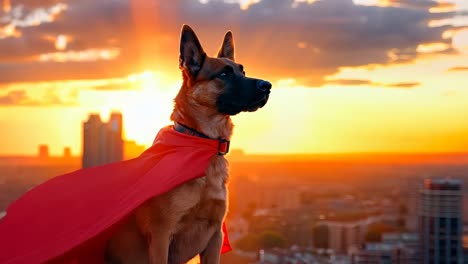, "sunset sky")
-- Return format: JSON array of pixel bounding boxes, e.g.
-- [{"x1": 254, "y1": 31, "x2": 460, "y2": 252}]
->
[{"x1": 0, "y1": 0, "x2": 468, "y2": 155}]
